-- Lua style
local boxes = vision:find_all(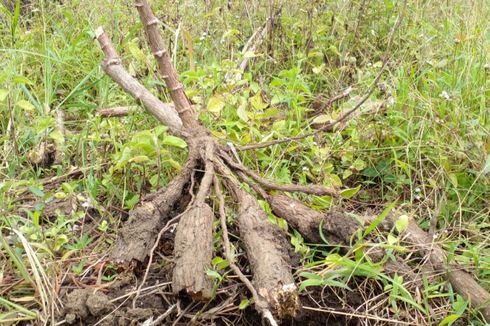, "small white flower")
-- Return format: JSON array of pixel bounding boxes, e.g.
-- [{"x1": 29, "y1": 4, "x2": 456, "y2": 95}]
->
[
  {"x1": 415, "y1": 187, "x2": 421, "y2": 193},
  {"x1": 302, "y1": 166, "x2": 309, "y2": 171},
  {"x1": 415, "y1": 195, "x2": 421, "y2": 201},
  {"x1": 484, "y1": 63, "x2": 490, "y2": 70},
  {"x1": 439, "y1": 90, "x2": 451, "y2": 101}
]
